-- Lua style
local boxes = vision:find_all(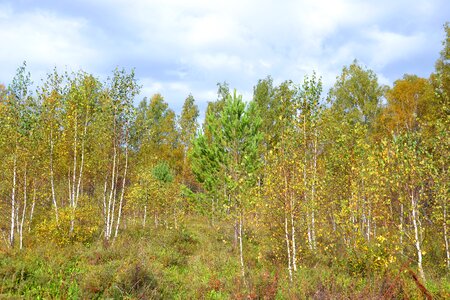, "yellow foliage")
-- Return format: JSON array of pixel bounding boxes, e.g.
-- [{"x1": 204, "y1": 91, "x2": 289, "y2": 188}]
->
[{"x1": 35, "y1": 203, "x2": 100, "y2": 246}]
